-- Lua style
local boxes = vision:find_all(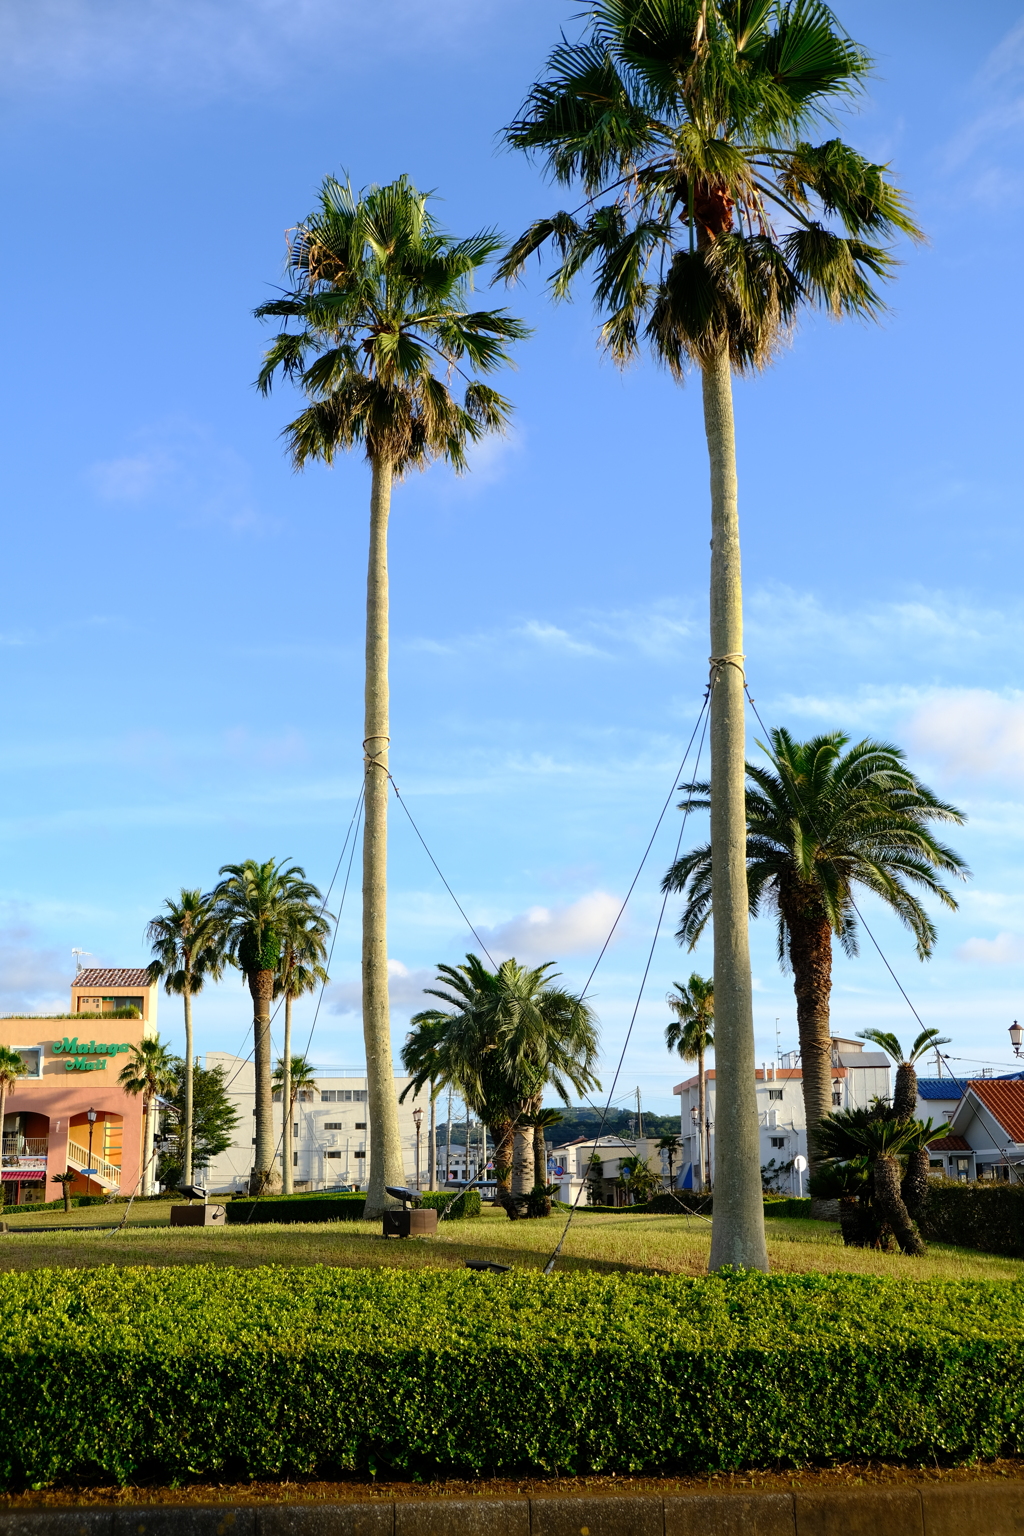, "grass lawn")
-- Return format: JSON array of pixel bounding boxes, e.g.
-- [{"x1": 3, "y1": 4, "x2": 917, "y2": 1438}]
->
[{"x1": 0, "y1": 1203, "x2": 1019, "y2": 1280}]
